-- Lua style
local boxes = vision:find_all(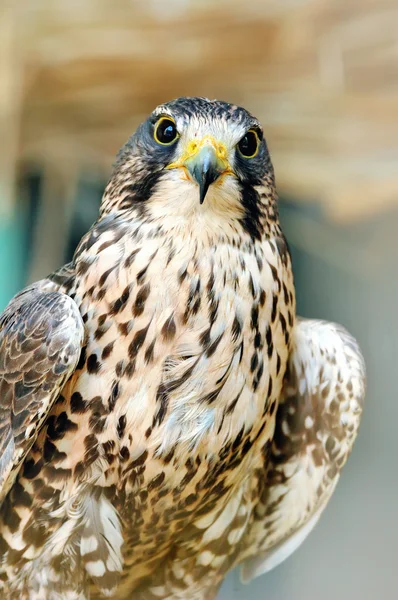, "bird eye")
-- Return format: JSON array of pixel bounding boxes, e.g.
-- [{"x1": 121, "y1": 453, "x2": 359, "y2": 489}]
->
[
  {"x1": 154, "y1": 117, "x2": 179, "y2": 145},
  {"x1": 237, "y1": 129, "x2": 260, "y2": 158}
]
